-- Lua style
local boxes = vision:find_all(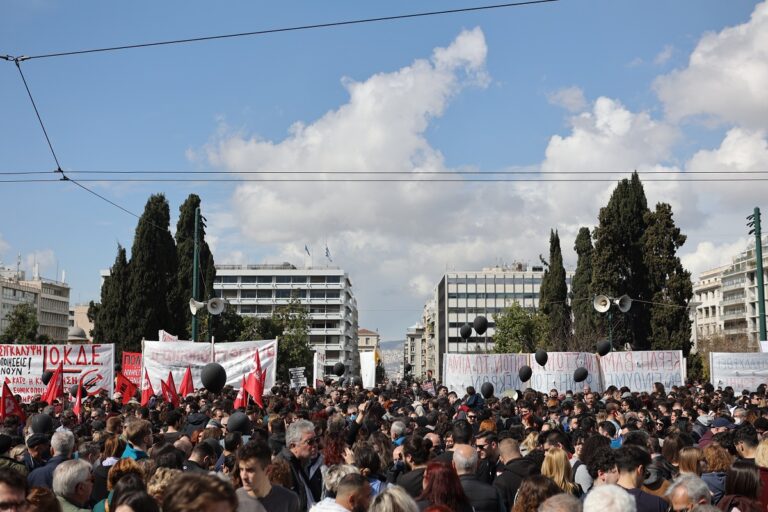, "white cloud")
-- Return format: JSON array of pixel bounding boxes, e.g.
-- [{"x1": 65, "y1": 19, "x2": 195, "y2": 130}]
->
[
  {"x1": 547, "y1": 86, "x2": 587, "y2": 113},
  {"x1": 25, "y1": 249, "x2": 56, "y2": 279},
  {"x1": 681, "y1": 238, "x2": 749, "y2": 281},
  {"x1": 654, "y1": 1, "x2": 768, "y2": 128},
  {"x1": 654, "y1": 45, "x2": 674, "y2": 65}
]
